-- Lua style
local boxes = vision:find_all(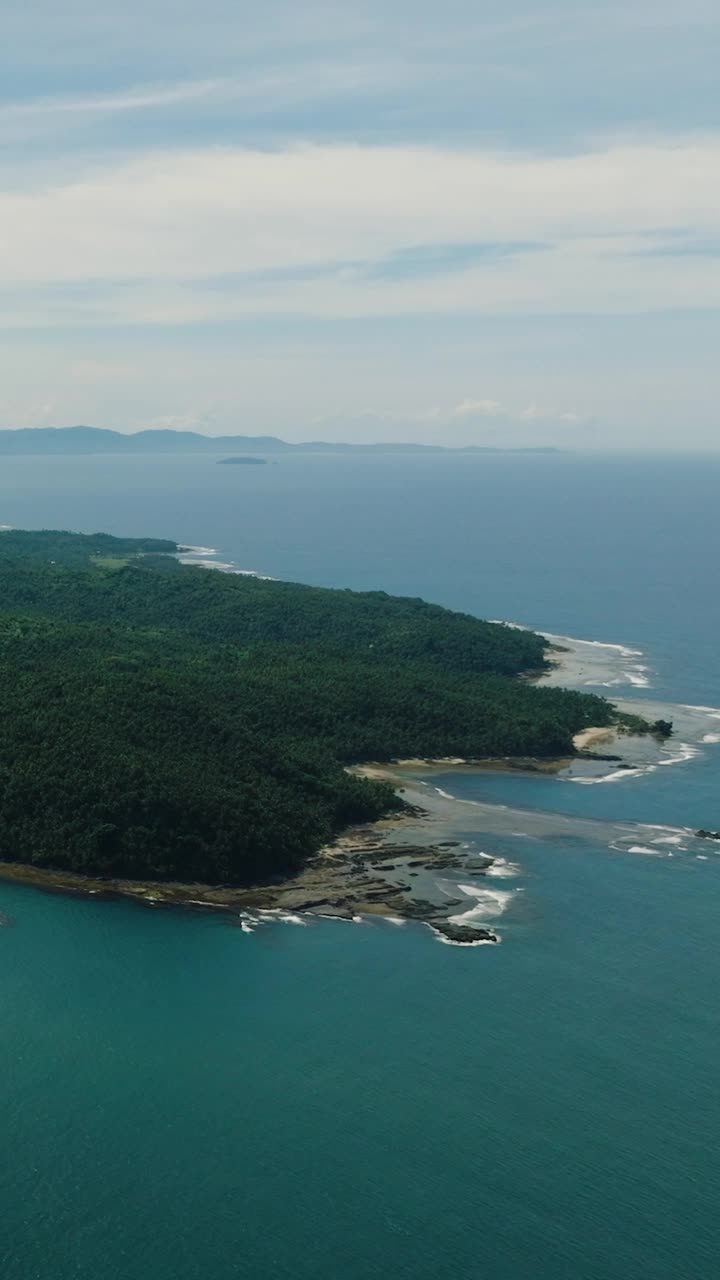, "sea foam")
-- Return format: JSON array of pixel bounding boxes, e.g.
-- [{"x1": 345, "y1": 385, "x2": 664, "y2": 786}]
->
[
  {"x1": 448, "y1": 884, "x2": 514, "y2": 925},
  {"x1": 570, "y1": 740, "x2": 700, "y2": 786},
  {"x1": 432, "y1": 930, "x2": 499, "y2": 947},
  {"x1": 571, "y1": 766, "x2": 651, "y2": 785},
  {"x1": 485, "y1": 858, "x2": 522, "y2": 879}
]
